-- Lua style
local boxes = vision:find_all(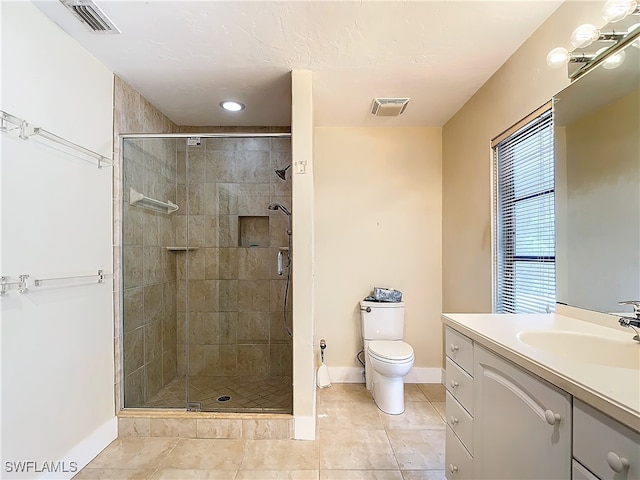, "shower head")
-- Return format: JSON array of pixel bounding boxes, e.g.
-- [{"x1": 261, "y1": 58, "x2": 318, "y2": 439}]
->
[
  {"x1": 268, "y1": 202, "x2": 291, "y2": 216},
  {"x1": 275, "y1": 164, "x2": 291, "y2": 180}
]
